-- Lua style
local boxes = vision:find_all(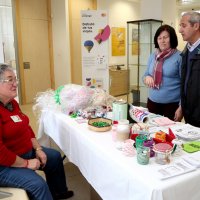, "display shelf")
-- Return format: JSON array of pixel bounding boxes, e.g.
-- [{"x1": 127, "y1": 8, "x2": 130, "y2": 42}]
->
[{"x1": 127, "y1": 19, "x2": 162, "y2": 106}]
